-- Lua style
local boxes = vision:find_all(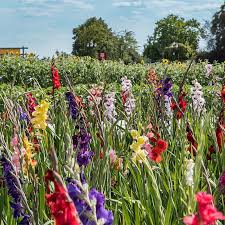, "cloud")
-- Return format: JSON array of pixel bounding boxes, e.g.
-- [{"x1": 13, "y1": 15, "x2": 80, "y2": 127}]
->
[
  {"x1": 113, "y1": 0, "x2": 143, "y2": 7},
  {"x1": 19, "y1": 0, "x2": 94, "y2": 17},
  {"x1": 63, "y1": 0, "x2": 94, "y2": 10},
  {"x1": 143, "y1": 0, "x2": 222, "y2": 14}
]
